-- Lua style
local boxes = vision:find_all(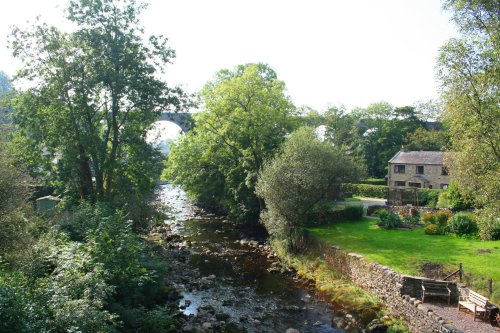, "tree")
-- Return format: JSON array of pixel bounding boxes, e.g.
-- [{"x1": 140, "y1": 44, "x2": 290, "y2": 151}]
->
[
  {"x1": 406, "y1": 127, "x2": 450, "y2": 151},
  {"x1": 256, "y1": 127, "x2": 363, "y2": 250},
  {"x1": 353, "y1": 102, "x2": 423, "y2": 177},
  {"x1": 165, "y1": 63, "x2": 296, "y2": 221},
  {"x1": 437, "y1": 0, "x2": 499, "y2": 239},
  {"x1": 10, "y1": 0, "x2": 186, "y2": 203},
  {"x1": 413, "y1": 99, "x2": 443, "y2": 122},
  {"x1": 322, "y1": 105, "x2": 364, "y2": 157}
]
